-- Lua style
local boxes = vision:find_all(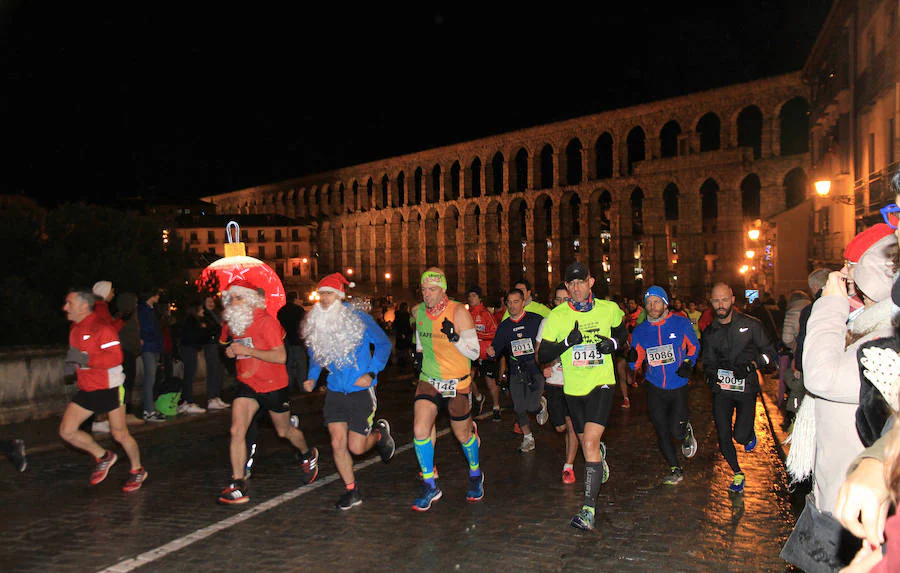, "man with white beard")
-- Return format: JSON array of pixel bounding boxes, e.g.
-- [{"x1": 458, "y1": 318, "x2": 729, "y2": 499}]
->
[
  {"x1": 301, "y1": 273, "x2": 395, "y2": 511},
  {"x1": 217, "y1": 279, "x2": 319, "y2": 505}
]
